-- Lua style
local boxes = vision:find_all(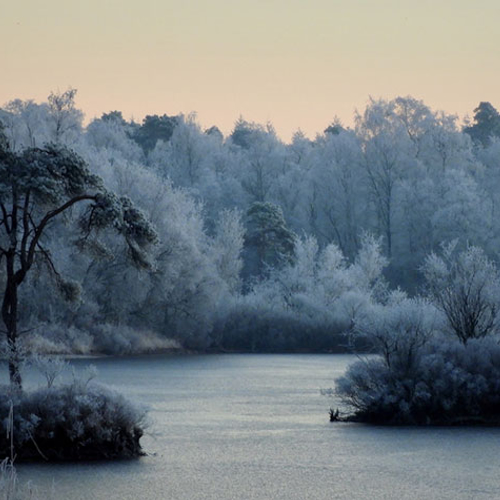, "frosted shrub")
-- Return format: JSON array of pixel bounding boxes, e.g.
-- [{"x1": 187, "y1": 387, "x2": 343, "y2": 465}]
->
[
  {"x1": 334, "y1": 246, "x2": 500, "y2": 425},
  {"x1": 422, "y1": 243, "x2": 500, "y2": 343},
  {"x1": 29, "y1": 354, "x2": 68, "y2": 389},
  {"x1": 0, "y1": 379, "x2": 147, "y2": 461},
  {"x1": 336, "y1": 336, "x2": 500, "y2": 425},
  {"x1": 356, "y1": 298, "x2": 438, "y2": 376}
]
